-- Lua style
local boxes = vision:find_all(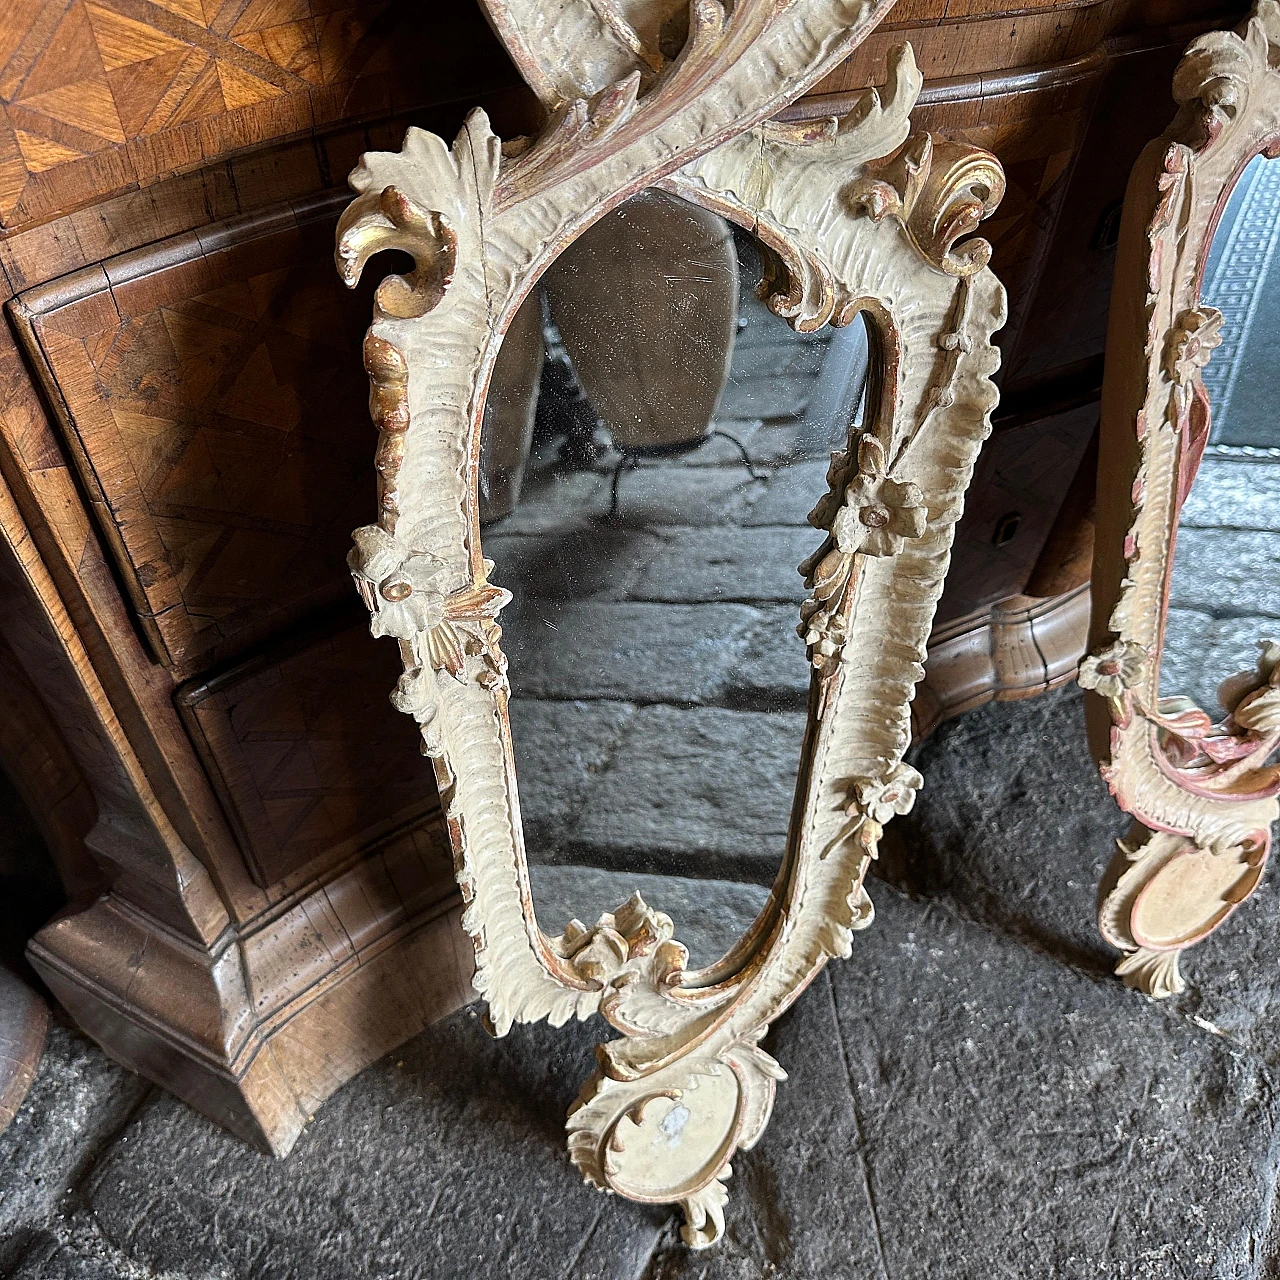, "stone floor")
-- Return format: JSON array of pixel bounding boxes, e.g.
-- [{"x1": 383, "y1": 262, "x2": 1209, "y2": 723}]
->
[
  {"x1": 8, "y1": 684, "x2": 1280, "y2": 1279},
  {"x1": 7, "y1": 188, "x2": 1280, "y2": 1280}
]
